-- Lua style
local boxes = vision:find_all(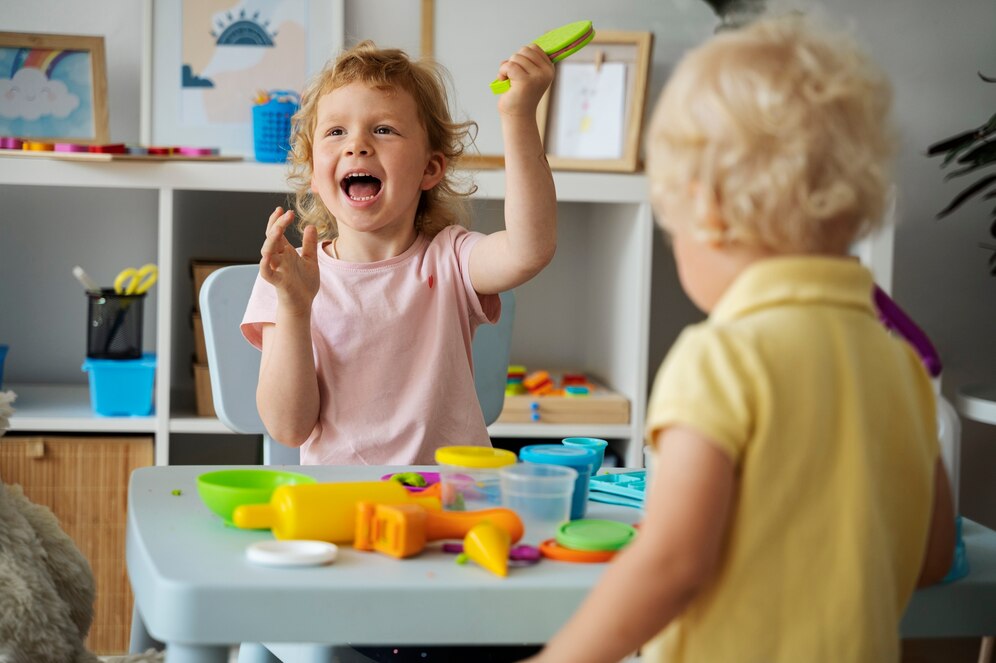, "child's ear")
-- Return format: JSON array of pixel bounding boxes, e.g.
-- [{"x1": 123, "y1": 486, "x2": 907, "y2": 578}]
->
[
  {"x1": 691, "y1": 182, "x2": 727, "y2": 248},
  {"x1": 421, "y1": 152, "x2": 446, "y2": 191}
]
